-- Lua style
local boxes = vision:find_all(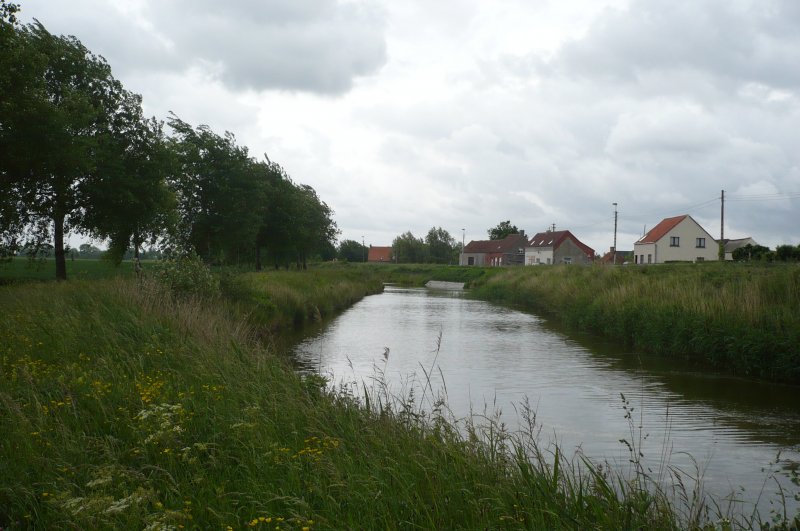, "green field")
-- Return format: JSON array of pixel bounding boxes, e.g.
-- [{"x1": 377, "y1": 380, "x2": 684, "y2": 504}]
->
[{"x1": 0, "y1": 257, "x2": 137, "y2": 283}]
